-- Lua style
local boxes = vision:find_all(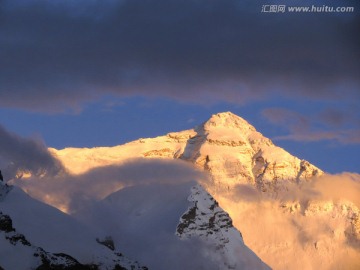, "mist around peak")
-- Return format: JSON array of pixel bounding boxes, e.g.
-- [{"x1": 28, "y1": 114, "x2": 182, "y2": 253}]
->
[{"x1": 215, "y1": 172, "x2": 360, "y2": 269}]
